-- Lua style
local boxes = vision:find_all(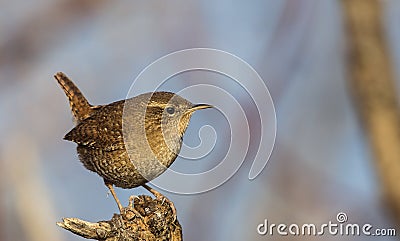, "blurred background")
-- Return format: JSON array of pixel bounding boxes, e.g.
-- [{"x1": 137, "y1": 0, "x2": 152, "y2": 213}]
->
[{"x1": 1, "y1": 0, "x2": 399, "y2": 240}]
